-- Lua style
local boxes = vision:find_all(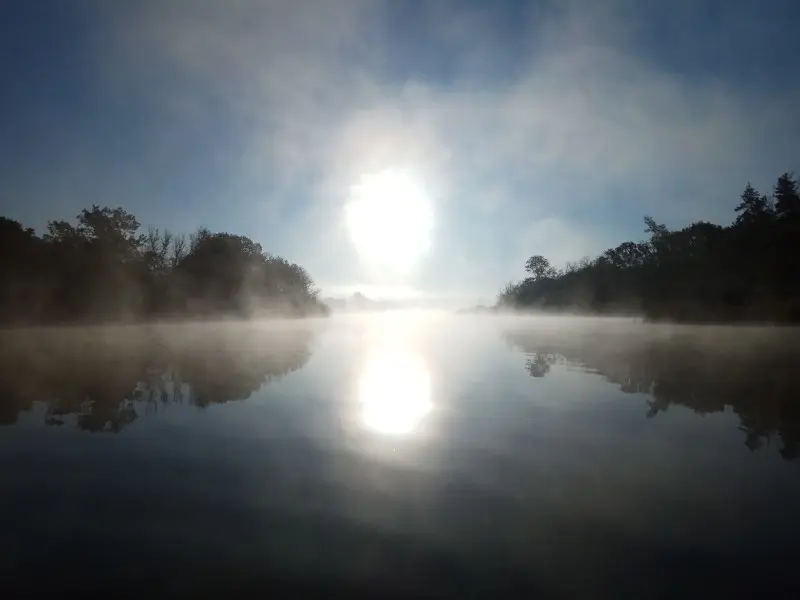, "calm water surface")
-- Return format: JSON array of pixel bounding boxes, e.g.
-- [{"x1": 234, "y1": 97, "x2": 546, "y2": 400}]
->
[{"x1": 1, "y1": 314, "x2": 799, "y2": 598}]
